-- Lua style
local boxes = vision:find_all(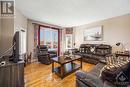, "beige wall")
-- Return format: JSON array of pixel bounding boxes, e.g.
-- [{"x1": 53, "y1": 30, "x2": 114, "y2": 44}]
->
[
  {"x1": 0, "y1": 18, "x2": 1, "y2": 41},
  {"x1": 14, "y1": 9, "x2": 28, "y2": 55},
  {"x1": 74, "y1": 14, "x2": 130, "y2": 52},
  {"x1": 0, "y1": 19, "x2": 1, "y2": 39},
  {"x1": 0, "y1": 15, "x2": 1, "y2": 55},
  {"x1": 27, "y1": 20, "x2": 35, "y2": 56},
  {"x1": 0, "y1": 4, "x2": 2, "y2": 55},
  {"x1": 0, "y1": 8, "x2": 27, "y2": 56},
  {"x1": 14, "y1": 9, "x2": 27, "y2": 32},
  {"x1": 0, "y1": 18, "x2": 14, "y2": 55}
]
